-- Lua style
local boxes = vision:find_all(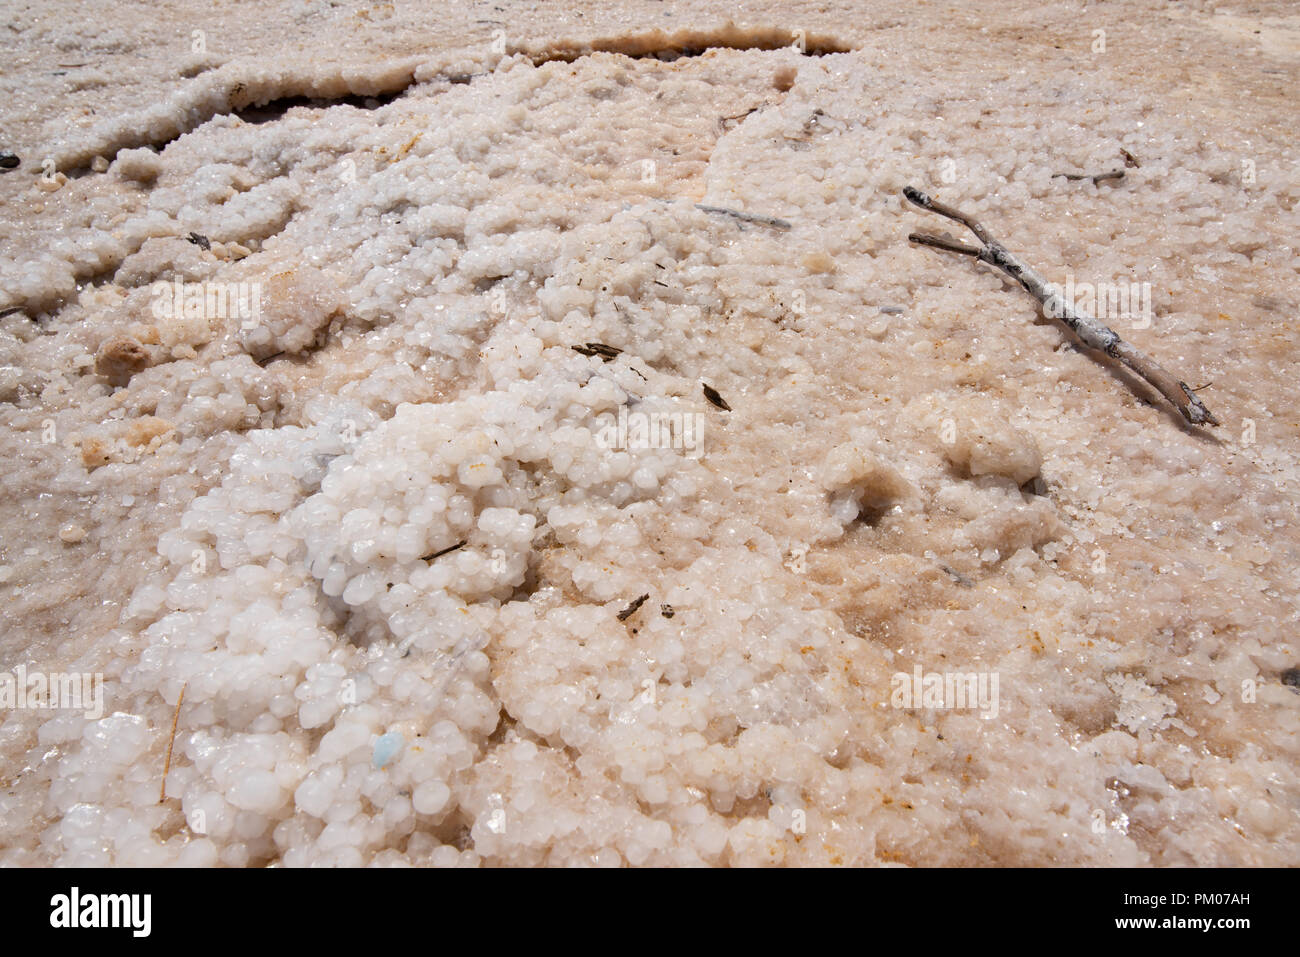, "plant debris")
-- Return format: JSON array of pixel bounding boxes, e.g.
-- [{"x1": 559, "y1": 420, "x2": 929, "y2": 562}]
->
[
  {"x1": 0, "y1": 151, "x2": 20, "y2": 170},
  {"x1": 903, "y1": 186, "x2": 1219, "y2": 426},
  {"x1": 572, "y1": 342, "x2": 622, "y2": 361},
  {"x1": 159, "y1": 682, "x2": 187, "y2": 804},
  {"x1": 719, "y1": 106, "x2": 760, "y2": 130},
  {"x1": 695, "y1": 203, "x2": 792, "y2": 230},
  {"x1": 702, "y1": 383, "x2": 731, "y2": 411},
  {"x1": 660, "y1": 603, "x2": 675, "y2": 619},
  {"x1": 185, "y1": 231, "x2": 211, "y2": 250},
  {"x1": 1052, "y1": 169, "x2": 1125, "y2": 185},
  {"x1": 421, "y1": 540, "x2": 467, "y2": 562},
  {"x1": 617, "y1": 593, "x2": 650, "y2": 621},
  {"x1": 939, "y1": 563, "x2": 974, "y2": 587}
]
